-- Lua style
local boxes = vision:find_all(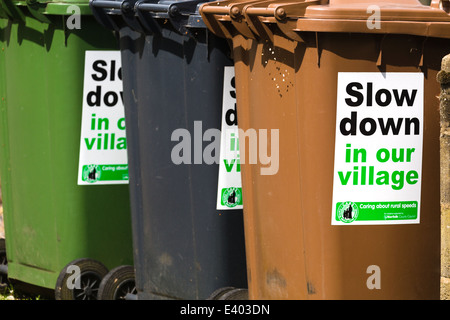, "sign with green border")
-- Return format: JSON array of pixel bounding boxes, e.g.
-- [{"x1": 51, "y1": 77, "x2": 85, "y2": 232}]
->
[
  {"x1": 78, "y1": 51, "x2": 128, "y2": 185},
  {"x1": 216, "y1": 67, "x2": 243, "y2": 210},
  {"x1": 332, "y1": 73, "x2": 423, "y2": 225}
]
